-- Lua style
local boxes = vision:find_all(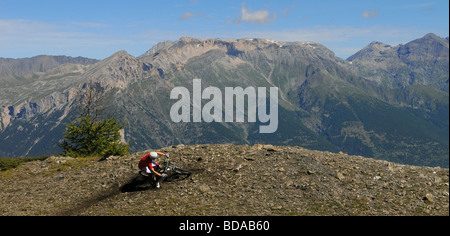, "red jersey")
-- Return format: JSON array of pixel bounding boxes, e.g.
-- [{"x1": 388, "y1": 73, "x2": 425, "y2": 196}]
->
[{"x1": 138, "y1": 152, "x2": 161, "y2": 170}]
